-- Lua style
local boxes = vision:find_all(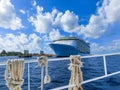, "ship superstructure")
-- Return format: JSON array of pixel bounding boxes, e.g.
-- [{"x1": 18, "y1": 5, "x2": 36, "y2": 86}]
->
[{"x1": 49, "y1": 37, "x2": 90, "y2": 57}]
